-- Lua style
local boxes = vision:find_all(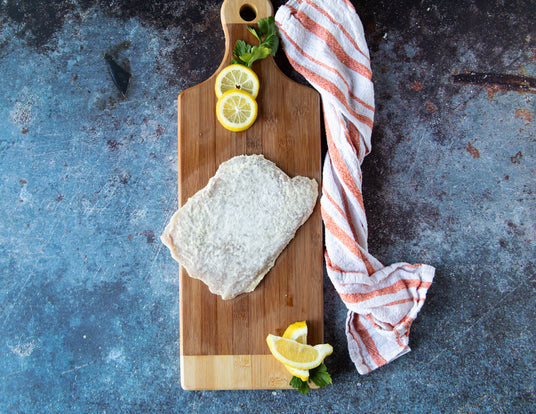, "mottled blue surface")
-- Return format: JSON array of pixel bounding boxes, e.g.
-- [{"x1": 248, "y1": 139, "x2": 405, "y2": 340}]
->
[{"x1": 1, "y1": 0, "x2": 535, "y2": 412}]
